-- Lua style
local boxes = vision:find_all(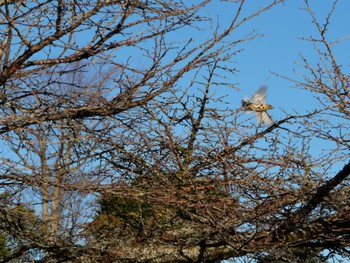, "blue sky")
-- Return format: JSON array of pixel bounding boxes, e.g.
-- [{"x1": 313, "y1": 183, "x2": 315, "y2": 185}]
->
[
  {"x1": 174, "y1": 1, "x2": 350, "y2": 176},
  {"x1": 99, "y1": 0, "x2": 348, "y2": 168},
  {"x1": 213, "y1": 0, "x2": 350, "y2": 116}
]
